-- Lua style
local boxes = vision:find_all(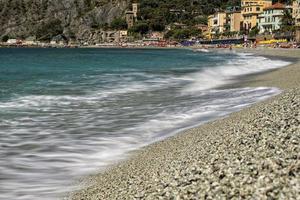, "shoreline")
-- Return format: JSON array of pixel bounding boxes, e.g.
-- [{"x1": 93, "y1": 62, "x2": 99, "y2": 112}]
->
[{"x1": 70, "y1": 49, "x2": 300, "y2": 199}]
